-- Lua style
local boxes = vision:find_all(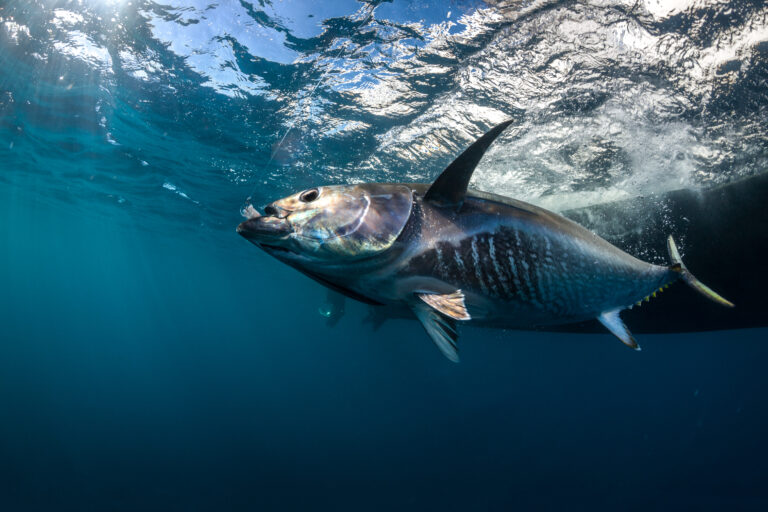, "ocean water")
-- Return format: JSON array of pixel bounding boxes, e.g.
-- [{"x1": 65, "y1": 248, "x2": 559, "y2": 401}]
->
[{"x1": 1, "y1": 0, "x2": 767, "y2": 510}]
